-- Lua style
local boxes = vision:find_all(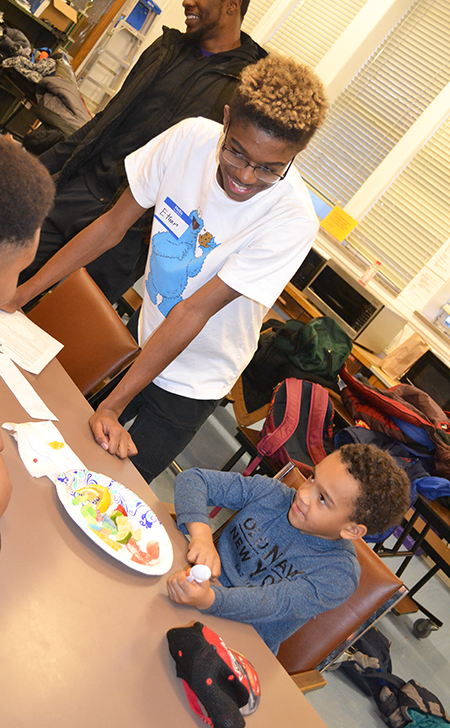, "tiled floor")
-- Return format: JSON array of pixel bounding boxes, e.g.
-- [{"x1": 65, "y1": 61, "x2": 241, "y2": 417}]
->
[{"x1": 150, "y1": 405, "x2": 450, "y2": 728}]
